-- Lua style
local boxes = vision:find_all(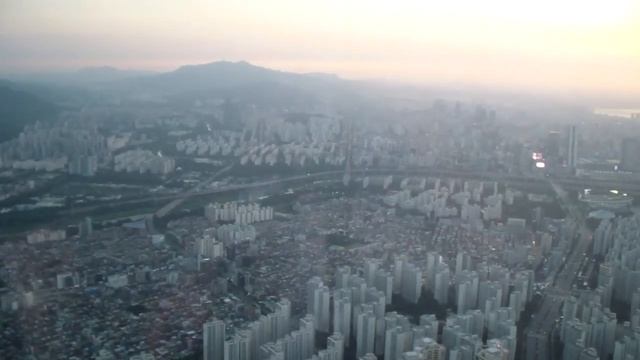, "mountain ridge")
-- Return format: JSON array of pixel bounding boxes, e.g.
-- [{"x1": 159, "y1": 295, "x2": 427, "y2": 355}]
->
[{"x1": 0, "y1": 83, "x2": 58, "y2": 142}]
